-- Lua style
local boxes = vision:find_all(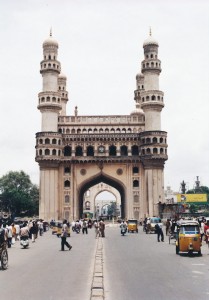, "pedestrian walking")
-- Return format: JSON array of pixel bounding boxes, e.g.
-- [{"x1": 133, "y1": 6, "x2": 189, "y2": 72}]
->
[
  {"x1": 61, "y1": 220, "x2": 72, "y2": 251},
  {"x1": 82, "y1": 219, "x2": 88, "y2": 234},
  {"x1": 155, "y1": 223, "x2": 164, "y2": 242},
  {"x1": 99, "y1": 219, "x2": 105, "y2": 238},
  {"x1": 95, "y1": 221, "x2": 100, "y2": 238}
]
